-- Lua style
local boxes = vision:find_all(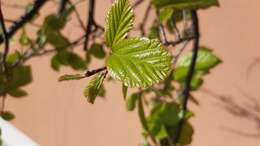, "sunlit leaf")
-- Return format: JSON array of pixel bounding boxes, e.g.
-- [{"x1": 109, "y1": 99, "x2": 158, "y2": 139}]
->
[
  {"x1": 176, "y1": 47, "x2": 221, "y2": 71},
  {"x1": 107, "y1": 38, "x2": 171, "y2": 88},
  {"x1": 105, "y1": 0, "x2": 134, "y2": 47}
]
